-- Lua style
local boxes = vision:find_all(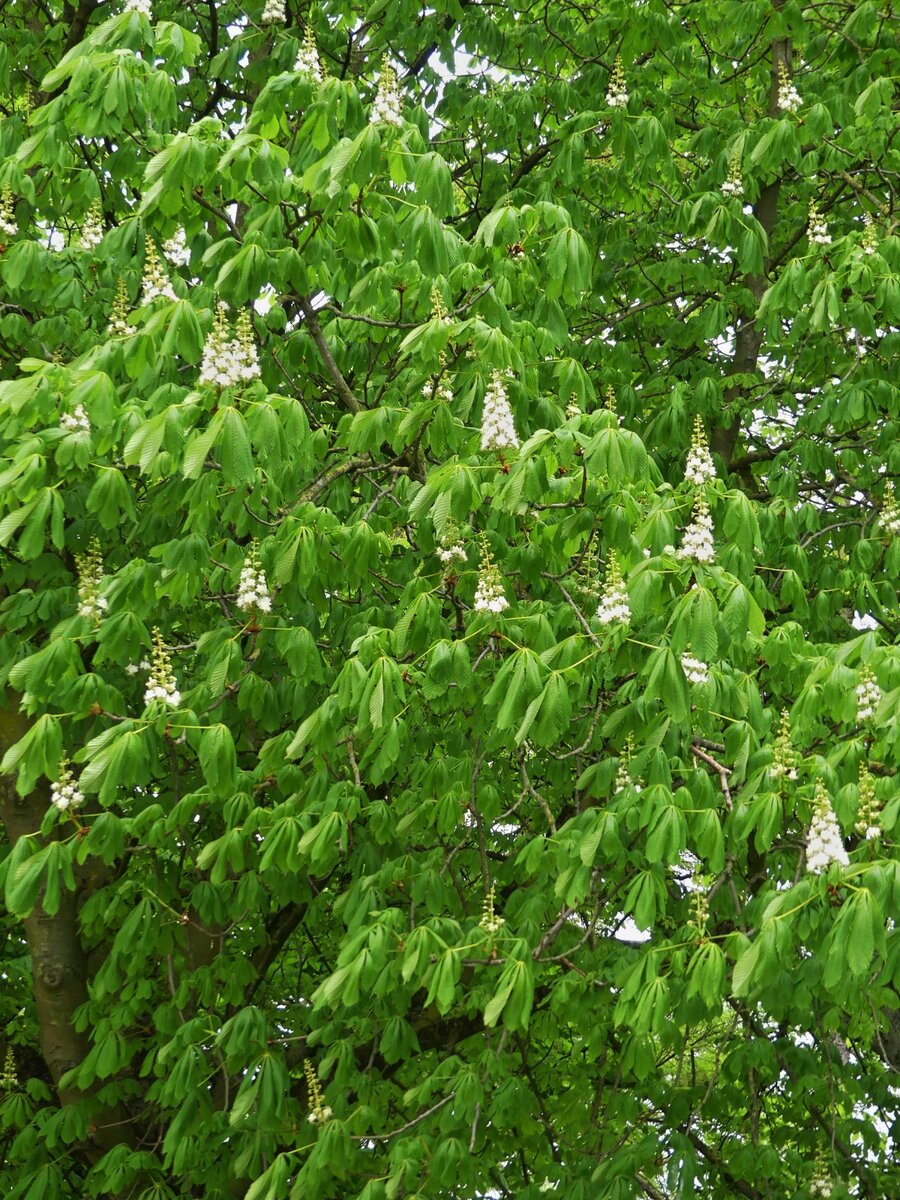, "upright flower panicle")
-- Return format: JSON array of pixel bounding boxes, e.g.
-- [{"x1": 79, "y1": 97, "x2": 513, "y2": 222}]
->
[
  {"x1": 676, "y1": 497, "x2": 715, "y2": 564},
  {"x1": 61, "y1": 403, "x2": 91, "y2": 435},
  {"x1": 680, "y1": 649, "x2": 709, "y2": 685},
  {"x1": 199, "y1": 303, "x2": 261, "y2": 389},
  {"x1": 436, "y1": 521, "x2": 468, "y2": 569},
  {"x1": 595, "y1": 552, "x2": 630, "y2": 627},
  {"x1": 294, "y1": 25, "x2": 323, "y2": 82},
  {"x1": 124, "y1": 0, "x2": 152, "y2": 14},
  {"x1": 721, "y1": 152, "x2": 743, "y2": 199},
  {"x1": 684, "y1": 415, "x2": 716, "y2": 485},
  {"x1": 480, "y1": 370, "x2": 519, "y2": 451},
  {"x1": 162, "y1": 227, "x2": 190, "y2": 267},
  {"x1": 605, "y1": 56, "x2": 629, "y2": 109},
  {"x1": 473, "y1": 537, "x2": 509, "y2": 615},
  {"x1": 809, "y1": 1162, "x2": 834, "y2": 1198},
  {"x1": 140, "y1": 240, "x2": 177, "y2": 305},
  {"x1": 144, "y1": 628, "x2": 181, "y2": 709},
  {"x1": 854, "y1": 763, "x2": 880, "y2": 841},
  {"x1": 479, "y1": 885, "x2": 505, "y2": 934},
  {"x1": 0, "y1": 1047, "x2": 16, "y2": 1091},
  {"x1": 806, "y1": 779, "x2": 849, "y2": 874},
  {"x1": 878, "y1": 481, "x2": 900, "y2": 535},
  {"x1": 304, "y1": 1060, "x2": 332, "y2": 1125},
  {"x1": 775, "y1": 62, "x2": 801, "y2": 112},
  {"x1": 108, "y1": 275, "x2": 133, "y2": 337},
  {"x1": 855, "y1": 666, "x2": 881, "y2": 724},
  {"x1": 76, "y1": 539, "x2": 108, "y2": 621},
  {"x1": 236, "y1": 543, "x2": 272, "y2": 614},
  {"x1": 807, "y1": 199, "x2": 831, "y2": 246},
  {"x1": 613, "y1": 734, "x2": 642, "y2": 795},
  {"x1": 370, "y1": 58, "x2": 403, "y2": 127},
  {"x1": 769, "y1": 709, "x2": 799, "y2": 783},
  {"x1": 51, "y1": 760, "x2": 84, "y2": 813},
  {"x1": 688, "y1": 877, "x2": 709, "y2": 937},
  {"x1": 80, "y1": 202, "x2": 104, "y2": 250},
  {"x1": 260, "y1": 0, "x2": 286, "y2": 24},
  {"x1": 0, "y1": 185, "x2": 18, "y2": 237},
  {"x1": 861, "y1": 214, "x2": 878, "y2": 255}
]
